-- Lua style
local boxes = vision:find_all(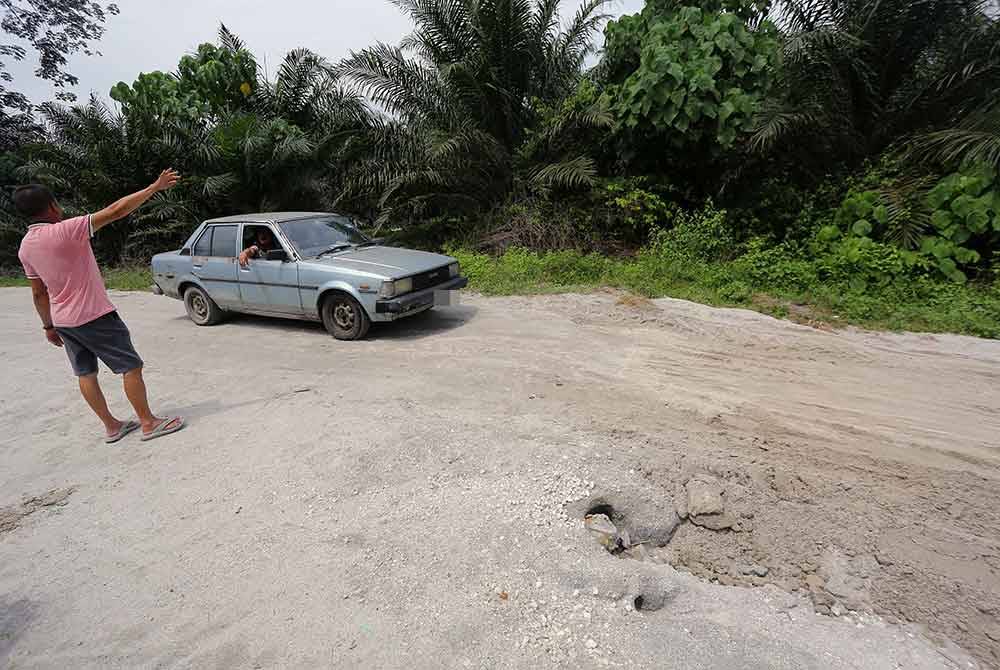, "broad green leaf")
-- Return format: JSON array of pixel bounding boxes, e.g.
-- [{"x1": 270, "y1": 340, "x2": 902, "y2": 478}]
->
[
  {"x1": 950, "y1": 194, "x2": 974, "y2": 218},
  {"x1": 818, "y1": 225, "x2": 841, "y2": 242},
  {"x1": 966, "y1": 209, "x2": 989, "y2": 233},
  {"x1": 955, "y1": 247, "x2": 980, "y2": 264},
  {"x1": 930, "y1": 209, "x2": 952, "y2": 230},
  {"x1": 938, "y1": 257, "x2": 958, "y2": 274},
  {"x1": 851, "y1": 220, "x2": 872, "y2": 237},
  {"x1": 718, "y1": 100, "x2": 735, "y2": 122},
  {"x1": 959, "y1": 176, "x2": 984, "y2": 197},
  {"x1": 926, "y1": 183, "x2": 952, "y2": 209},
  {"x1": 873, "y1": 205, "x2": 888, "y2": 225}
]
